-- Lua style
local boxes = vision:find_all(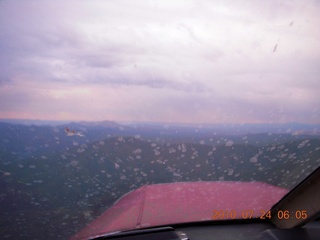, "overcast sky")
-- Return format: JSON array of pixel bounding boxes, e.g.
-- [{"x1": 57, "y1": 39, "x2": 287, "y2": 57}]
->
[{"x1": 0, "y1": 0, "x2": 319, "y2": 124}]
